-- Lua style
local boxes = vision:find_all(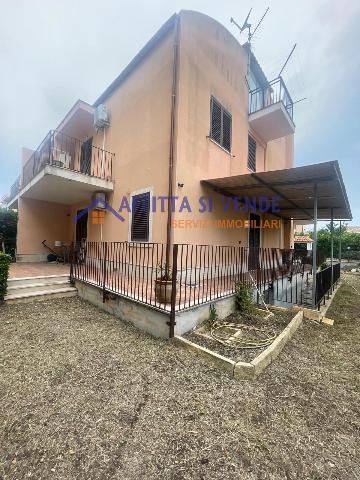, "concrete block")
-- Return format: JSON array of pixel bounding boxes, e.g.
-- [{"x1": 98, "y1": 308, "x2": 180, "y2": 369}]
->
[
  {"x1": 173, "y1": 336, "x2": 236, "y2": 374},
  {"x1": 233, "y1": 361, "x2": 255, "y2": 380},
  {"x1": 251, "y1": 349, "x2": 272, "y2": 375}
]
